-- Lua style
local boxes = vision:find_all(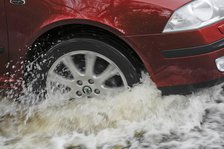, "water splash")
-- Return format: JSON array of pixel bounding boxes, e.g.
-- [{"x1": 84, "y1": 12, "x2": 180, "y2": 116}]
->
[{"x1": 0, "y1": 75, "x2": 224, "y2": 149}]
